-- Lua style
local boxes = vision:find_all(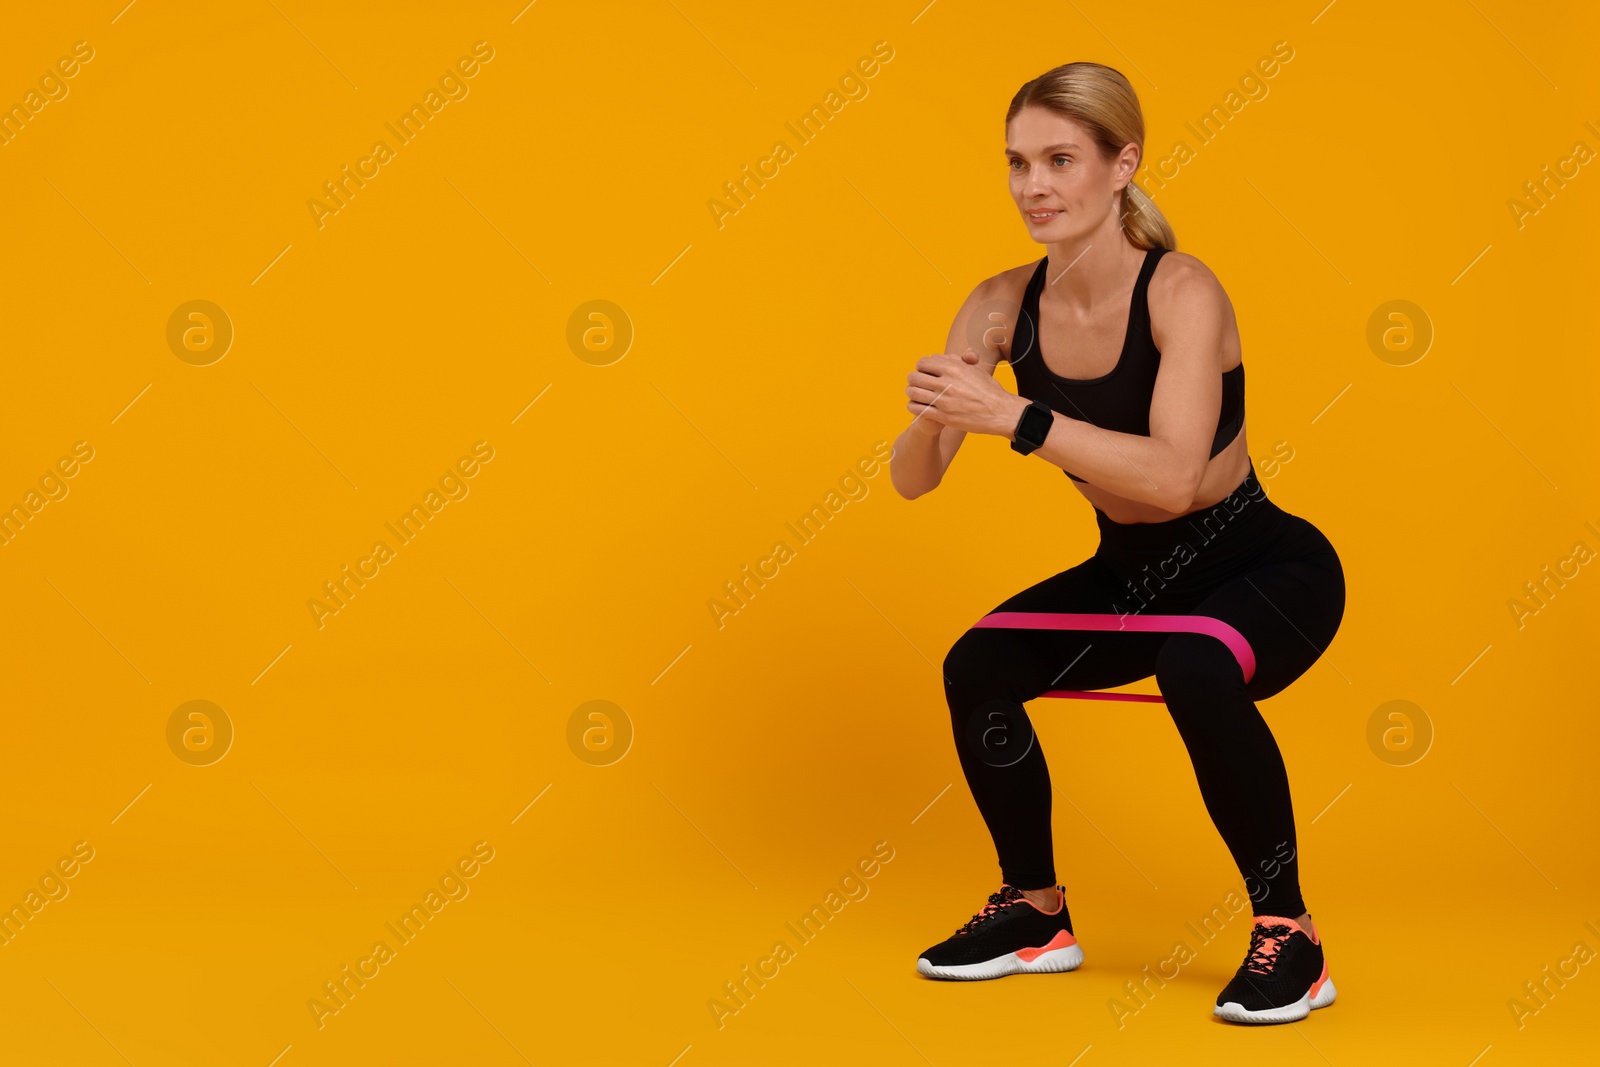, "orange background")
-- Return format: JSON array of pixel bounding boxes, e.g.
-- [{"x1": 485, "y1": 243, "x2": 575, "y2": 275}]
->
[{"x1": 1, "y1": 1, "x2": 1596, "y2": 1064}]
